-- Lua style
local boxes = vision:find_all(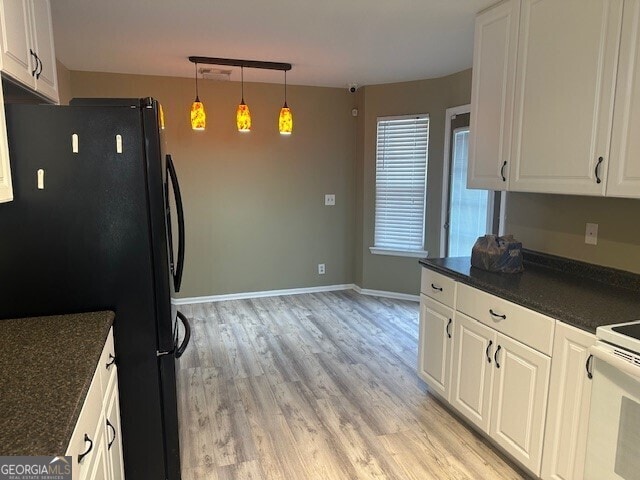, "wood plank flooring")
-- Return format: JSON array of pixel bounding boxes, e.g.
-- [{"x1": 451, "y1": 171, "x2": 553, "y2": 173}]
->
[{"x1": 176, "y1": 291, "x2": 529, "y2": 480}]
